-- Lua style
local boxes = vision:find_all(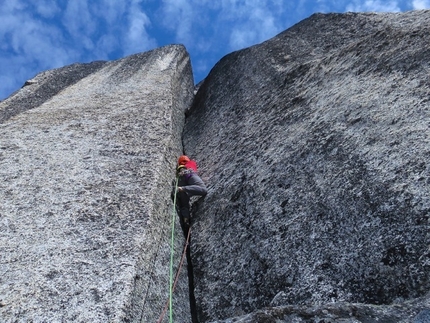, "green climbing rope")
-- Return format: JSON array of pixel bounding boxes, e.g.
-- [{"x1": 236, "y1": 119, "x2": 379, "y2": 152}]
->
[{"x1": 169, "y1": 175, "x2": 179, "y2": 323}]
